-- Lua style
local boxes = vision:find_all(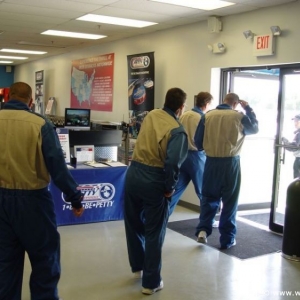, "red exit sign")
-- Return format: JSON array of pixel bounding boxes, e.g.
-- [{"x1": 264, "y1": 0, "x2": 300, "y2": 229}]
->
[{"x1": 253, "y1": 34, "x2": 274, "y2": 56}]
